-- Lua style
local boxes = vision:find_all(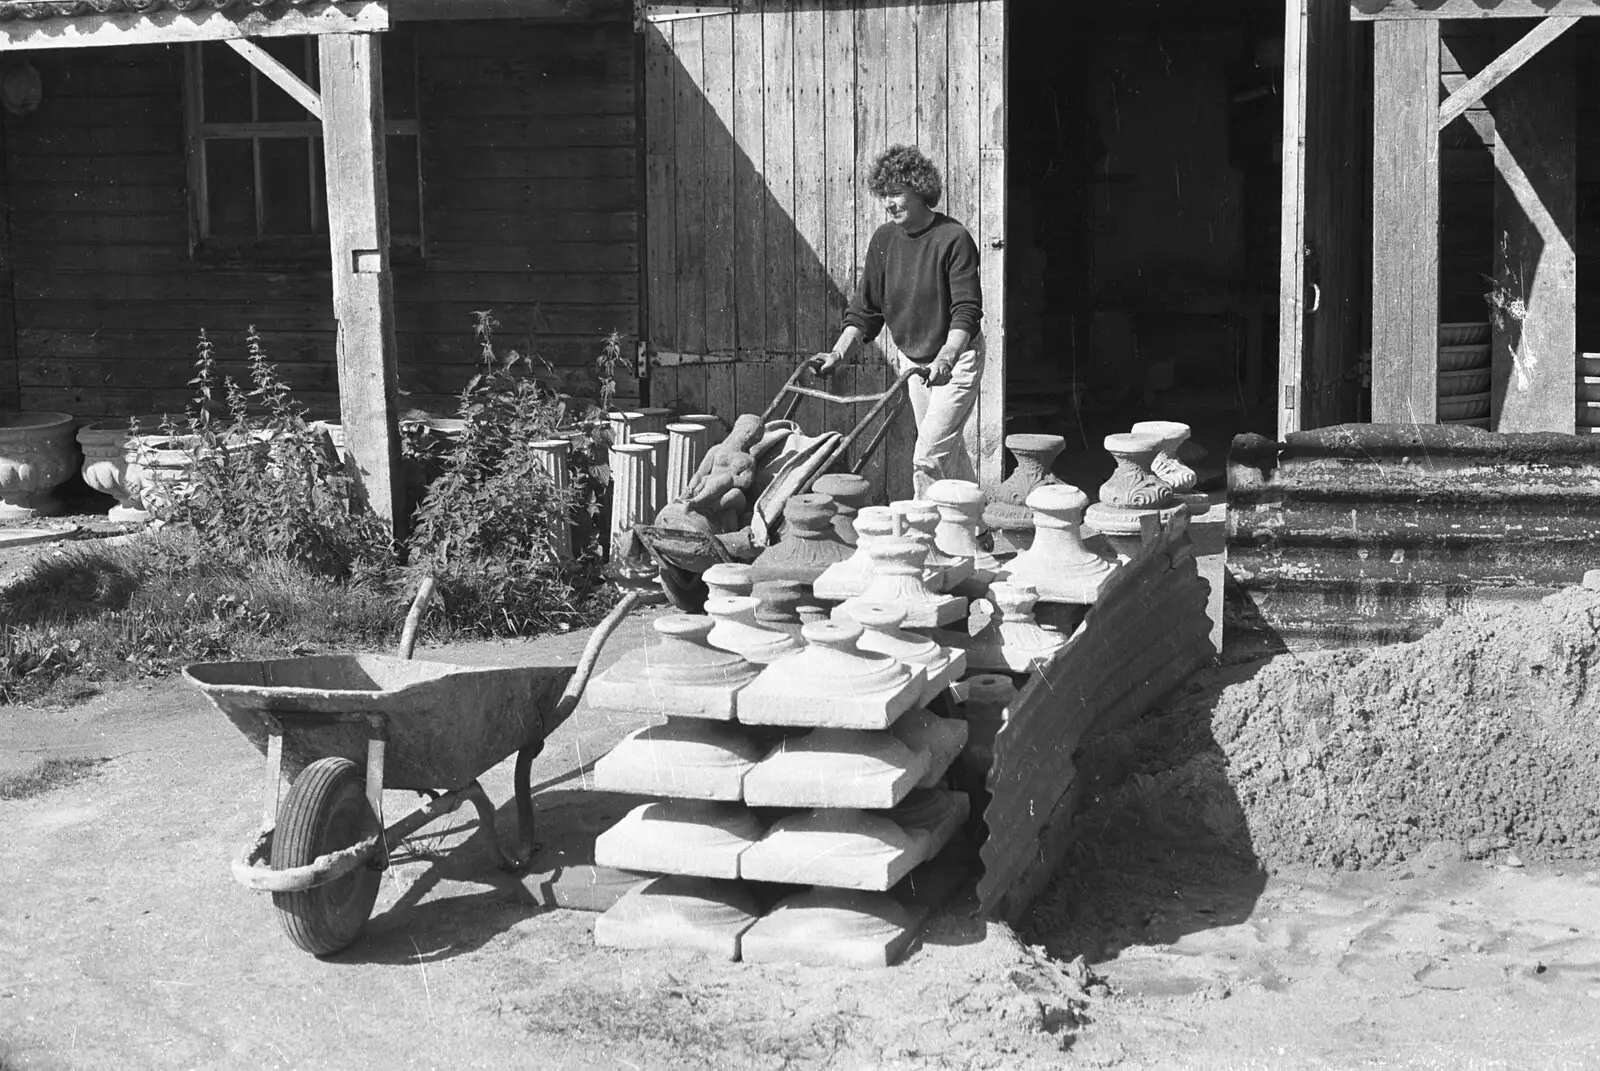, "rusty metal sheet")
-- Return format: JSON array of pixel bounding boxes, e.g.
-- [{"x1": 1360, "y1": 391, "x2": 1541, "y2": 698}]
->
[
  {"x1": 976, "y1": 514, "x2": 1214, "y2": 920},
  {"x1": 1227, "y1": 423, "x2": 1600, "y2": 656}
]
